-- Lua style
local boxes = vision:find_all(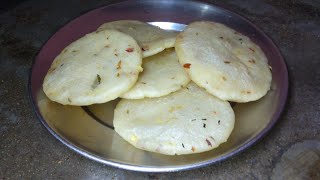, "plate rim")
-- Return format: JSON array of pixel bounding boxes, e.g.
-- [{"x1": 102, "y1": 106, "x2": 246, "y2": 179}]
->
[{"x1": 28, "y1": 0, "x2": 289, "y2": 172}]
